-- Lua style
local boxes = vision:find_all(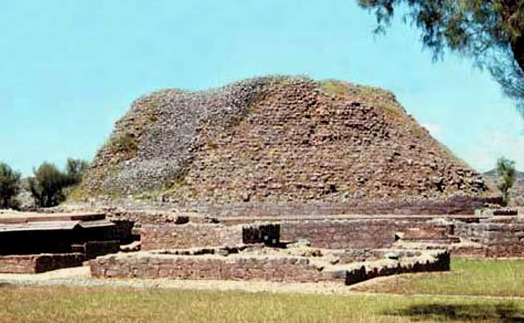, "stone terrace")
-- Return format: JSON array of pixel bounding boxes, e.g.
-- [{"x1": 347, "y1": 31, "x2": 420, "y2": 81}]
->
[
  {"x1": 0, "y1": 211, "x2": 133, "y2": 273},
  {"x1": 90, "y1": 246, "x2": 449, "y2": 285}
]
